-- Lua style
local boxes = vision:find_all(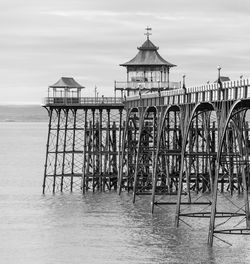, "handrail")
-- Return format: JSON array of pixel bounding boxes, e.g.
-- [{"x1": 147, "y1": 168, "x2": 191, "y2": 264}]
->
[
  {"x1": 43, "y1": 78, "x2": 250, "y2": 107},
  {"x1": 43, "y1": 97, "x2": 124, "y2": 106},
  {"x1": 125, "y1": 78, "x2": 250, "y2": 105},
  {"x1": 115, "y1": 81, "x2": 181, "y2": 90}
]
